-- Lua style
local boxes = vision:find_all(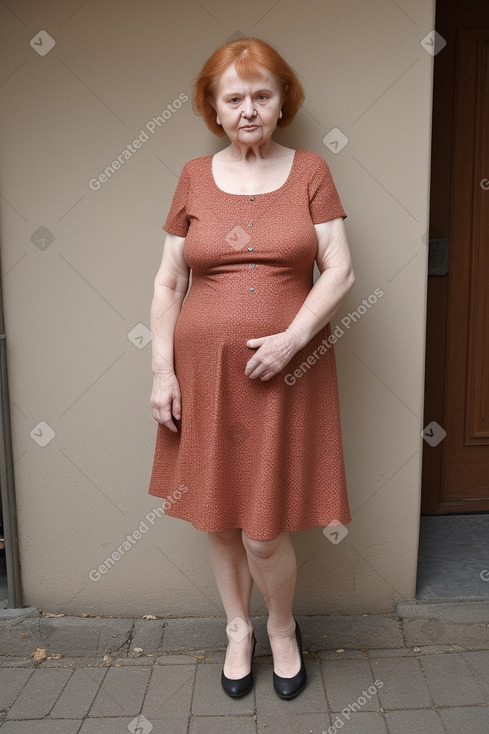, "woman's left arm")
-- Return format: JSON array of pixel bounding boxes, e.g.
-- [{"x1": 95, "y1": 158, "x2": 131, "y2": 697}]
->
[
  {"x1": 245, "y1": 217, "x2": 355, "y2": 380},
  {"x1": 286, "y1": 217, "x2": 355, "y2": 349}
]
